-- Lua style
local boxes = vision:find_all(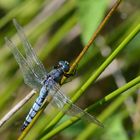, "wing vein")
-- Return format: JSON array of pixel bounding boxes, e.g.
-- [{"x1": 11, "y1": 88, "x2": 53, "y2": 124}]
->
[
  {"x1": 5, "y1": 37, "x2": 42, "y2": 90},
  {"x1": 50, "y1": 79, "x2": 104, "y2": 127}
]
